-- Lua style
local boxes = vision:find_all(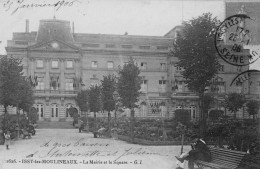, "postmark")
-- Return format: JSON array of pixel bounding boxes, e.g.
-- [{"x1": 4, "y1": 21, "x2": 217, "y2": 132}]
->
[
  {"x1": 230, "y1": 69, "x2": 260, "y2": 86},
  {"x1": 215, "y1": 14, "x2": 259, "y2": 66}
]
